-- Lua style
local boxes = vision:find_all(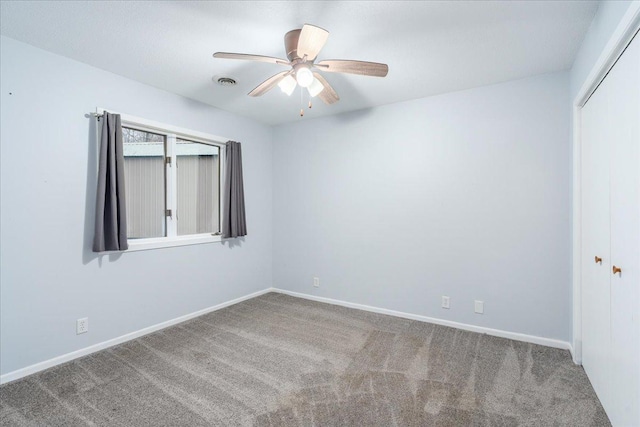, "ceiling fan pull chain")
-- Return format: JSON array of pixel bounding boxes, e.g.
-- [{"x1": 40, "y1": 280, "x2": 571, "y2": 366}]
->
[{"x1": 299, "y1": 86, "x2": 304, "y2": 116}]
